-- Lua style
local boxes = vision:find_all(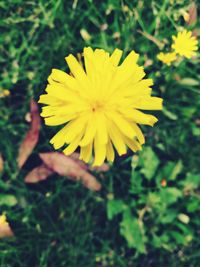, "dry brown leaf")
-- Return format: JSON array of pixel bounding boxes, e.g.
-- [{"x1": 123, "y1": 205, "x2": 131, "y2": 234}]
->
[
  {"x1": 39, "y1": 152, "x2": 101, "y2": 191},
  {"x1": 192, "y1": 28, "x2": 200, "y2": 37},
  {"x1": 24, "y1": 152, "x2": 106, "y2": 190},
  {"x1": 24, "y1": 164, "x2": 54, "y2": 183},
  {"x1": 17, "y1": 99, "x2": 40, "y2": 169},
  {"x1": 69, "y1": 153, "x2": 88, "y2": 170},
  {"x1": 195, "y1": 119, "x2": 200, "y2": 125},
  {"x1": 70, "y1": 153, "x2": 110, "y2": 172},
  {"x1": 0, "y1": 224, "x2": 14, "y2": 238},
  {"x1": 92, "y1": 163, "x2": 110, "y2": 172},
  {"x1": 0, "y1": 153, "x2": 3, "y2": 172},
  {"x1": 137, "y1": 30, "x2": 164, "y2": 49},
  {"x1": 187, "y1": 2, "x2": 197, "y2": 26}
]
